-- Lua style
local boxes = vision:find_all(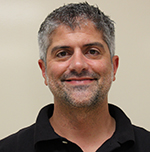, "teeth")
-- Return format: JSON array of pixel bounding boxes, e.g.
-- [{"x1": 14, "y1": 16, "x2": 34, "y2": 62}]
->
[{"x1": 67, "y1": 79, "x2": 93, "y2": 81}]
